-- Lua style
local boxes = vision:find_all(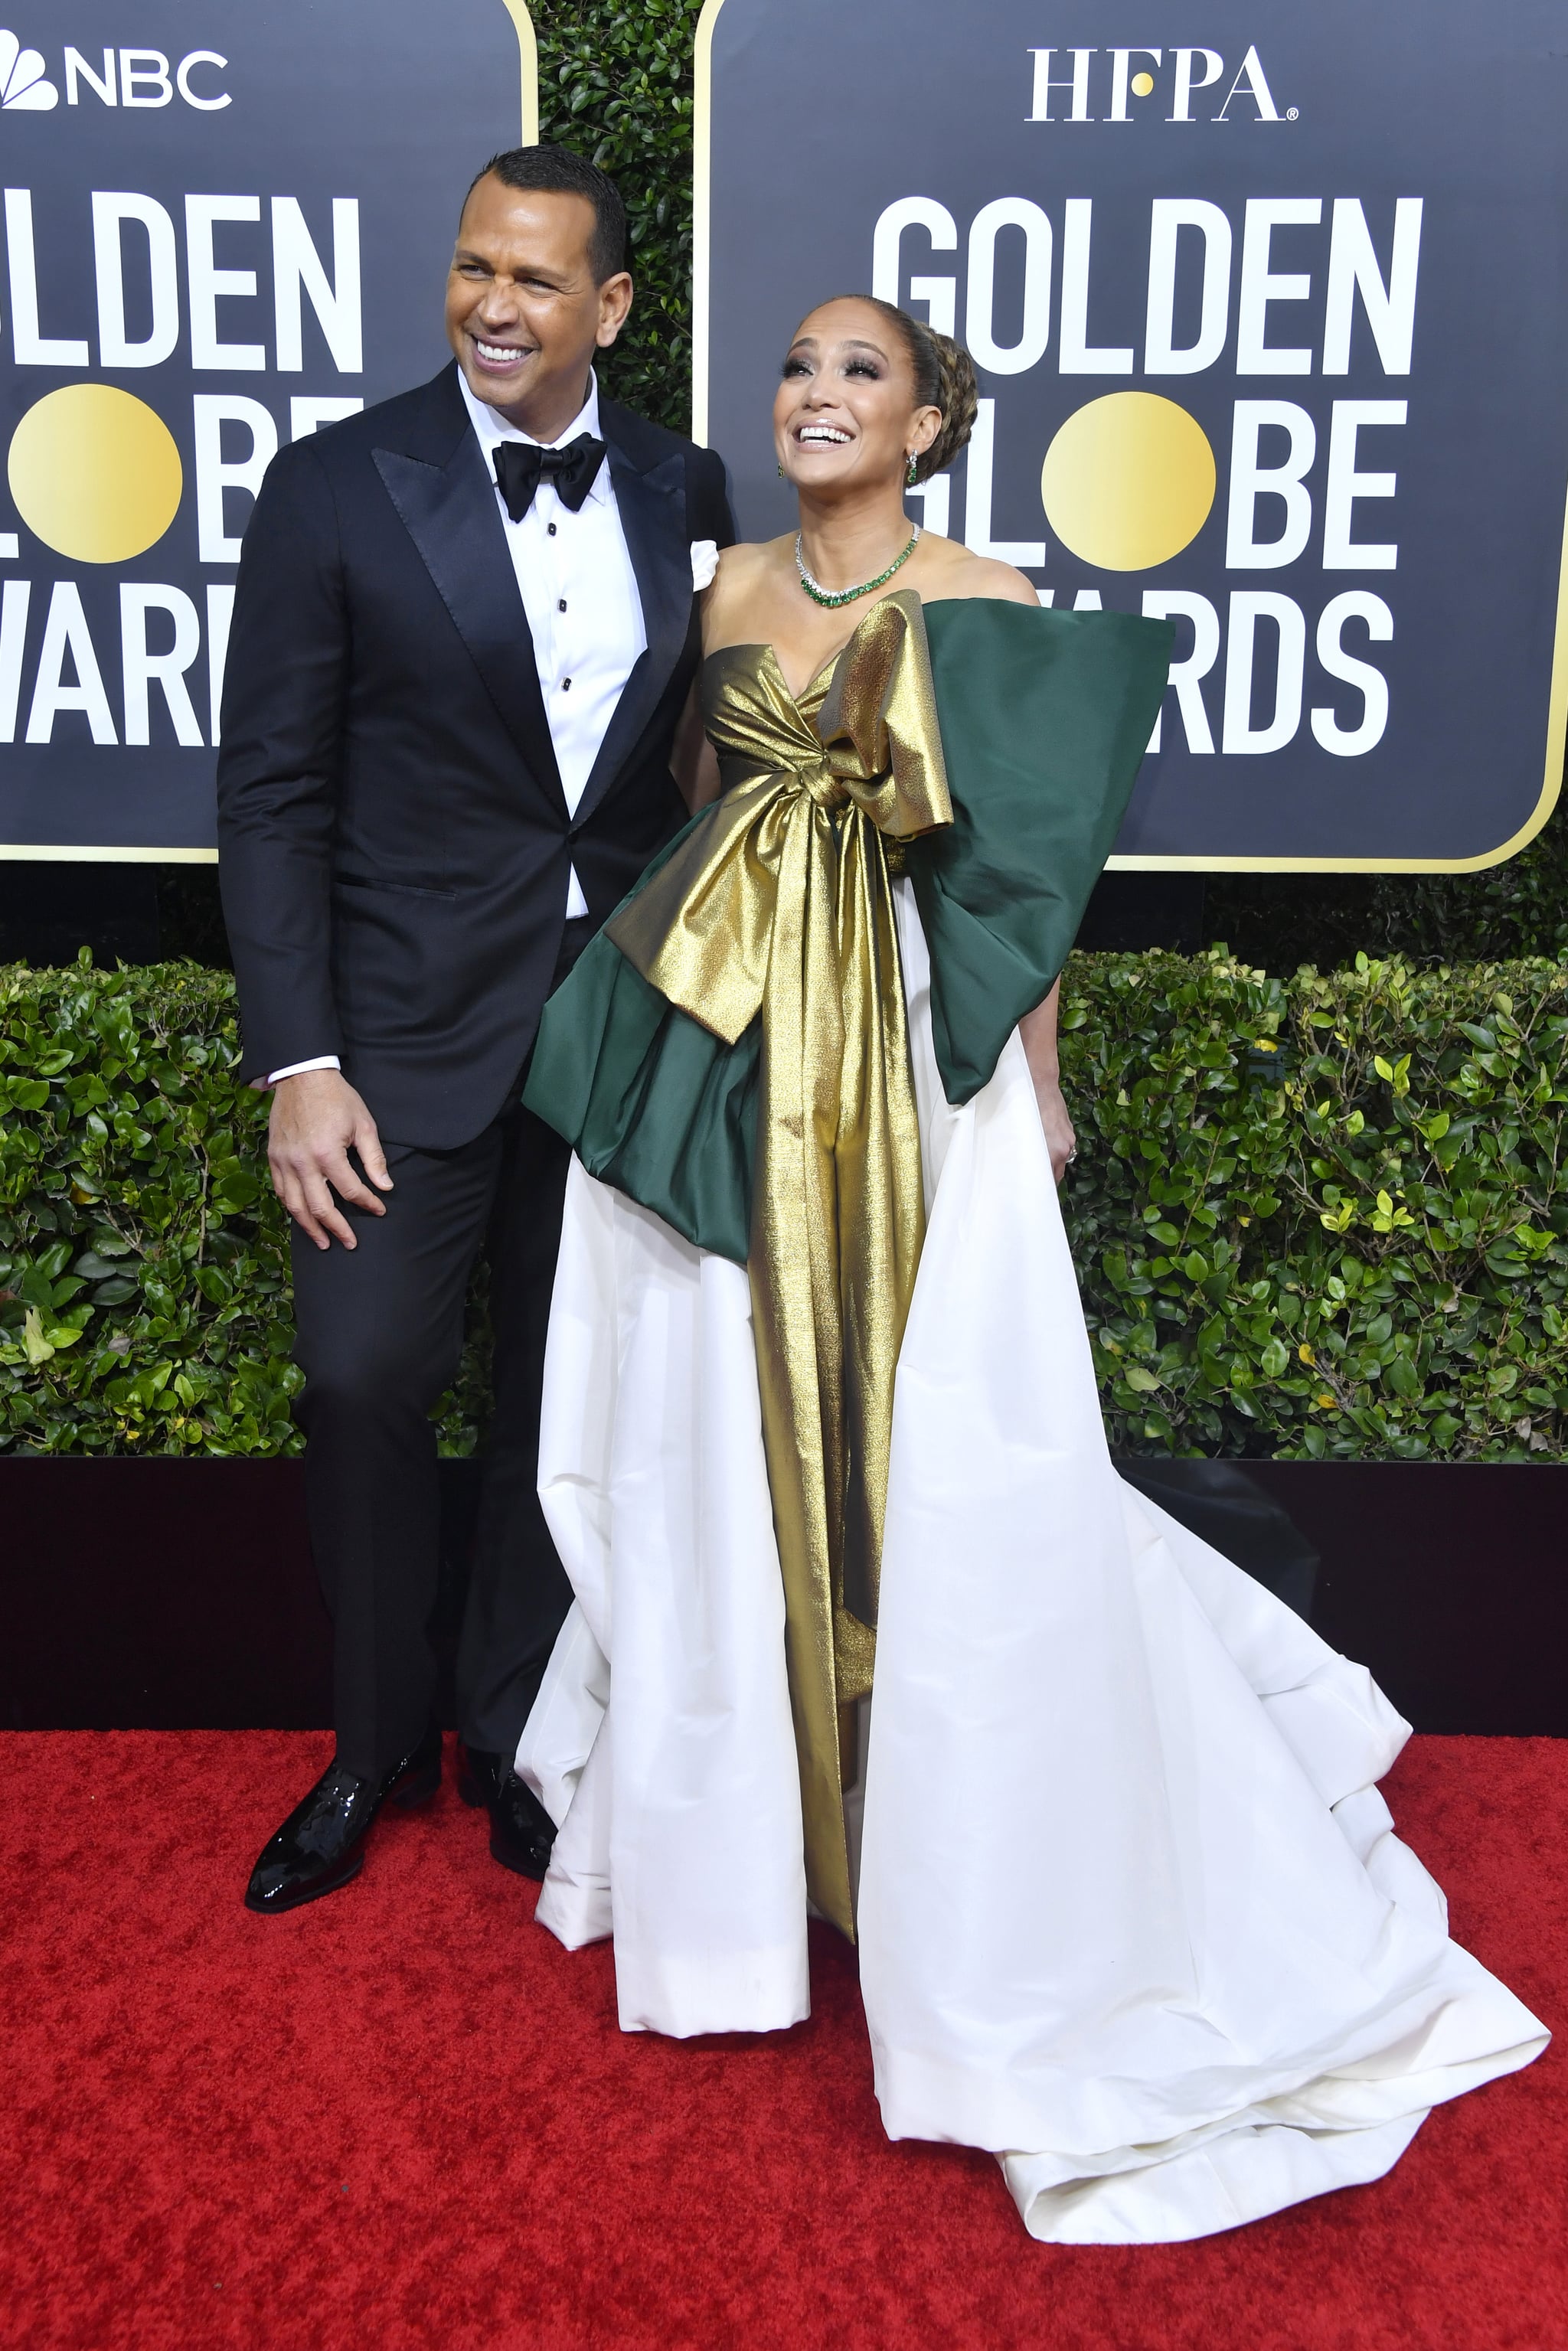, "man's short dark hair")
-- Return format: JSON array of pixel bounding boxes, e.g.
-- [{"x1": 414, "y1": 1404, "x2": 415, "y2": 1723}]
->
[{"x1": 464, "y1": 145, "x2": 629, "y2": 283}]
